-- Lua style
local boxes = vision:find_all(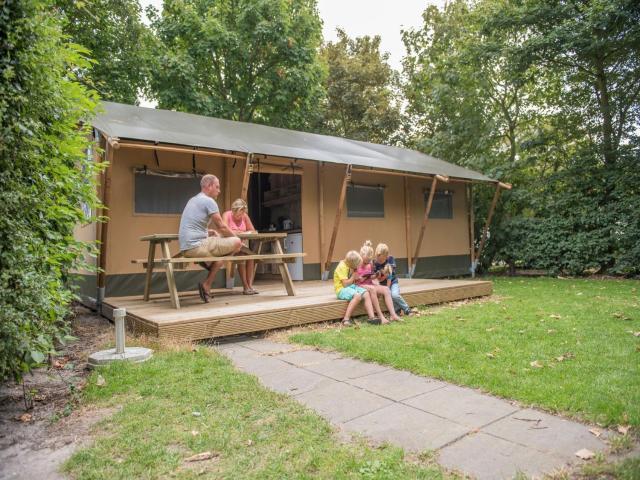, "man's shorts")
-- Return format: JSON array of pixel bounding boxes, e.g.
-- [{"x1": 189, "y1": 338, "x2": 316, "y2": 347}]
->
[
  {"x1": 337, "y1": 284, "x2": 367, "y2": 301},
  {"x1": 184, "y1": 236, "x2": 238, "y2": 258}
]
